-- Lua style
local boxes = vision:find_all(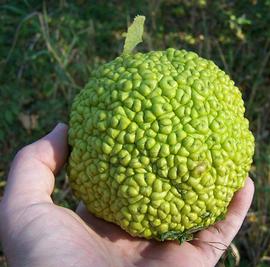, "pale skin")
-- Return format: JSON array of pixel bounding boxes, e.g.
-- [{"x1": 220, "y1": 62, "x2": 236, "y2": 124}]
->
[{"x1": 0, "y1": 123, "x2": 254, "y2": 267}]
